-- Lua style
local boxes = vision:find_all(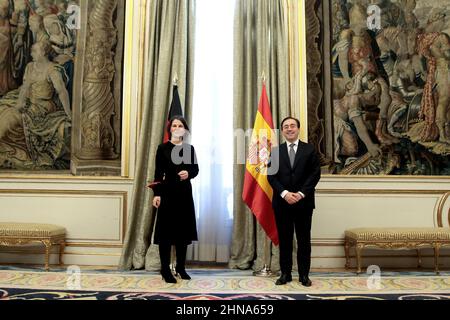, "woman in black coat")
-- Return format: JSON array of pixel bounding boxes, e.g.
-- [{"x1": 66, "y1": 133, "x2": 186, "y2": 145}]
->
[{"x1": 152, "y1": 116, "x2": 199, "y2": 283}]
